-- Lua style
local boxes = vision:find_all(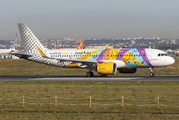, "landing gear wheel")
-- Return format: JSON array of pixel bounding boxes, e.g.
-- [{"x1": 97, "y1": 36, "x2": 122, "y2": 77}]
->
[
  {"x1": 150, "y1": 73, "x2": 154, "y2": 77},
  {"x1": 101, "y1": 74, "x2": 107, "y2": 77},
  {"x1": 149, "y1": 68, "x2": 154, "y2": 77},
  {"x1": 86, "y1": 72, "x2": 93, "y2": 77}
]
